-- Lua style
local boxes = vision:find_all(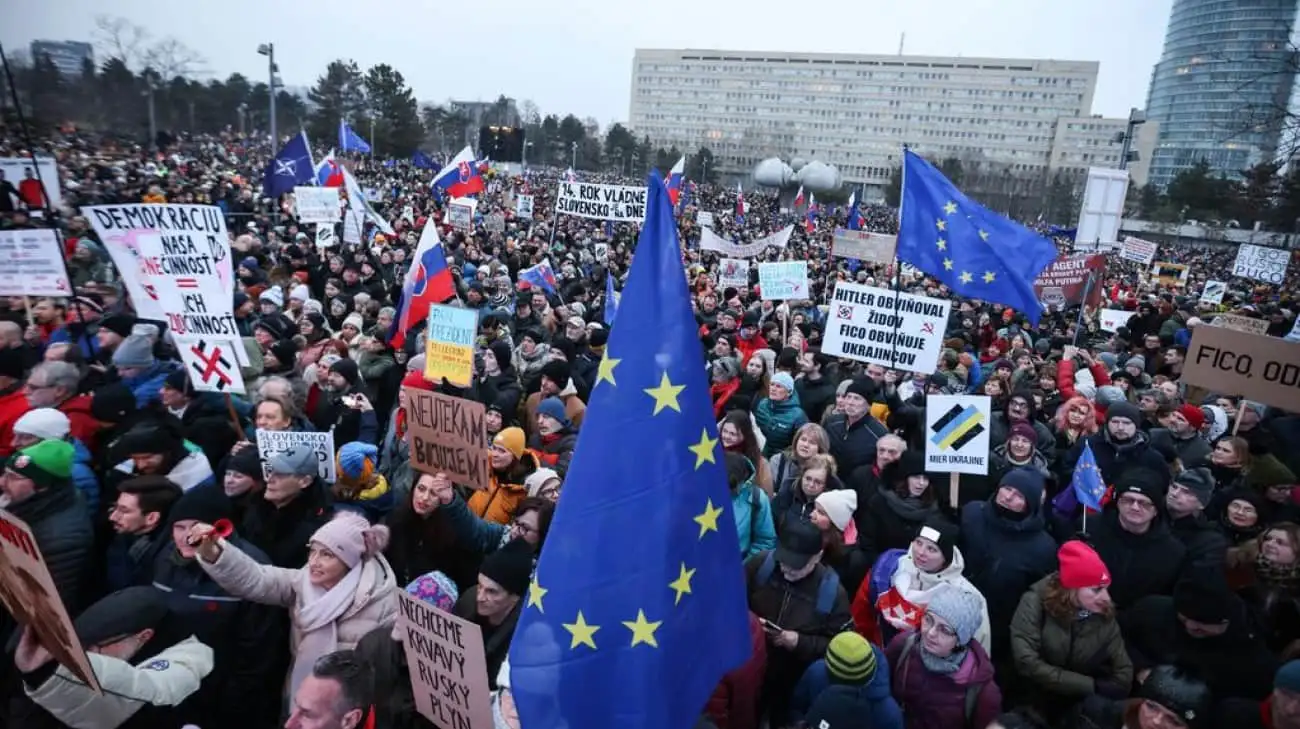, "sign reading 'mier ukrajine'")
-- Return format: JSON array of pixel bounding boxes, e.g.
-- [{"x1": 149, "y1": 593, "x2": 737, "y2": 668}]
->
[
  {"x1": 822, "y1": 281, "x2": 951, "y2": 372},
  {"x1": 554, "y1": 182, "x2": 646, "y2": 222}
]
